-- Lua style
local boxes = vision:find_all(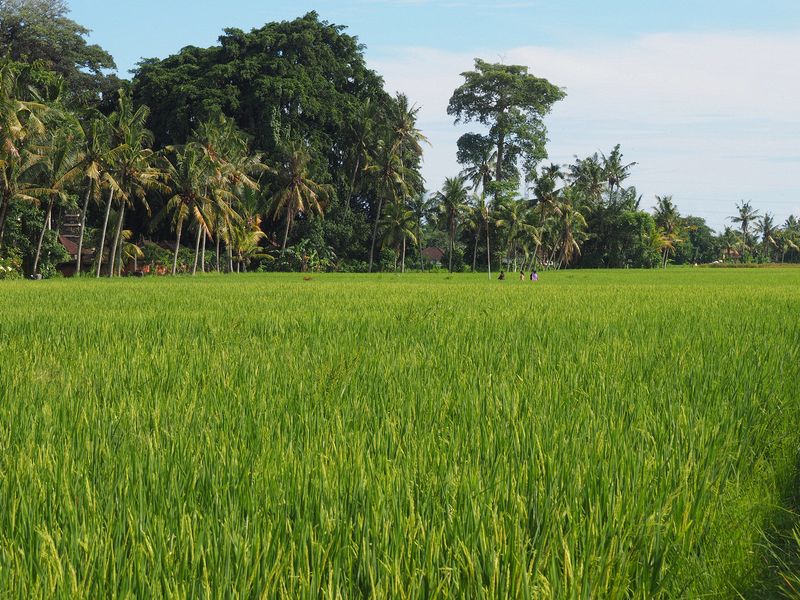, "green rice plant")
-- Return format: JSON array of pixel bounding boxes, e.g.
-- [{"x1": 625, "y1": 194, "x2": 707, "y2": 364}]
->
[{"x1": 0, "y1": 269, "x2": 798, "y2": 598}]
